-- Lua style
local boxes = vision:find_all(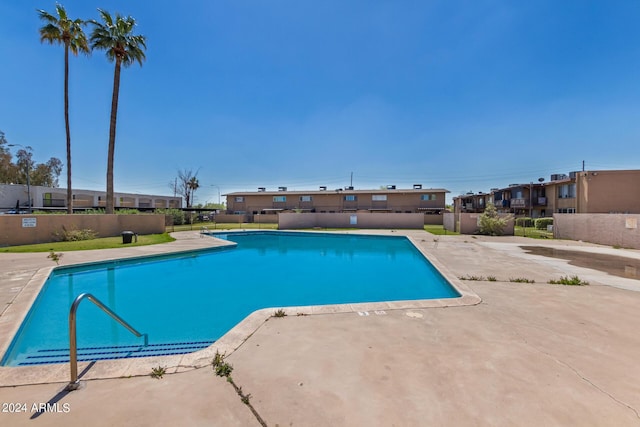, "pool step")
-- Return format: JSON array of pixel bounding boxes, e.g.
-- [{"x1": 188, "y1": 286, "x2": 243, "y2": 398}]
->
[{"x1": 18, "y1": 340, "x2": 215, "y2": 366}]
